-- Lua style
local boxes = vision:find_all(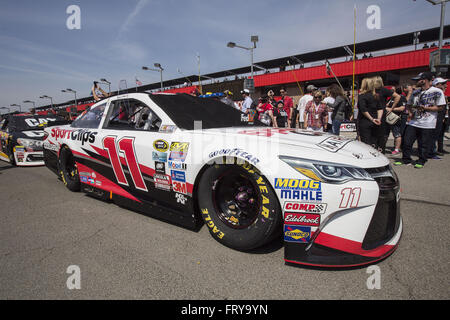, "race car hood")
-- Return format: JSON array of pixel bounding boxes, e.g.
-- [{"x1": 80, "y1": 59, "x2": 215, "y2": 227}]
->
[
  {"x1": 192, "y1": 127, "x2": 389, "y2": 168},
  {"x1": 11, "y1": 130, "x2": 46, "y2": 141}
]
